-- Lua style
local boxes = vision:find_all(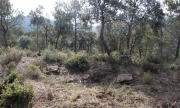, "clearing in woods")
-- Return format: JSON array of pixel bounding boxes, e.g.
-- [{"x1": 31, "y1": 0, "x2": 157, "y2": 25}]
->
[{"x1": 1, "y1": 56, "x2": 179, "y2": 108}]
